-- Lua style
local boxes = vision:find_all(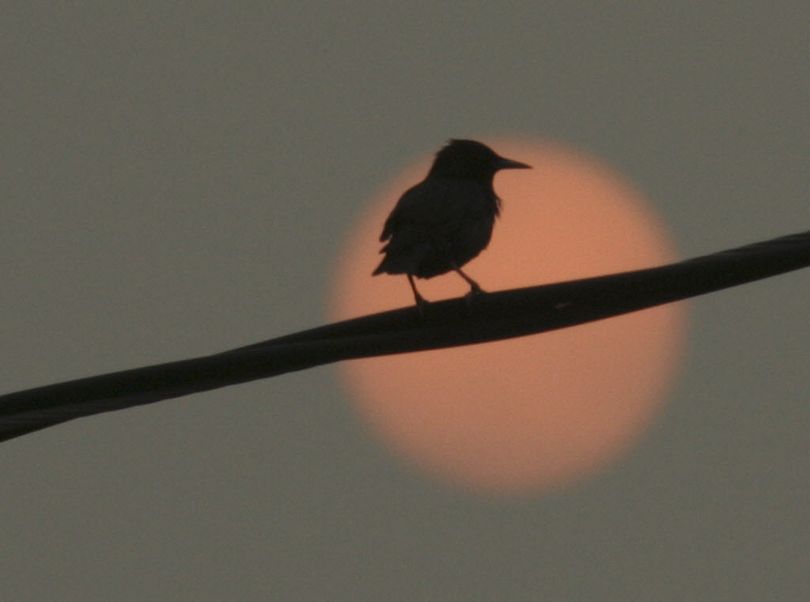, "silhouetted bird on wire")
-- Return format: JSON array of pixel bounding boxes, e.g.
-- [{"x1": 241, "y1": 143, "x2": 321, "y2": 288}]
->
[{"x1": 373, "y1": 139, "x2": 531, "y2": 308}]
